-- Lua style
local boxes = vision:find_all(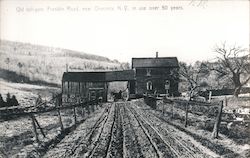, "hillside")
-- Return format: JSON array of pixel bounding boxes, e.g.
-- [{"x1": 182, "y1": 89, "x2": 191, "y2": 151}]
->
[{"x1": 0, "y1": 40, "x2": 129, "y2": 85}]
